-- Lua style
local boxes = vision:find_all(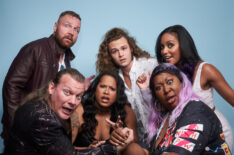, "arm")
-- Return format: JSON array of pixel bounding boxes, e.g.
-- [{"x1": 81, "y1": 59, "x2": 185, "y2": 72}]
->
[
  {"x1": 137, "y1": 72, "x2": 154, "y2": 105},
  {"x1": 108, "y1": 105, "x2": 138, "y2": 148},
  {"x1": 124, "y1": 105, "x2": 139, "y2": 143},
  {"x1": 71, "y1": 104, "x2": 84, "y2": 144},
  {"x1": 31, "y1": 112, "x2": 117, "y2": 155},
  {"x1": 202, "y1": 64, "x2": 234, "y2": 106},
  {"x1": 106, "y1": 118, "x2": 135, "y2": 153},
  {"x1": 3, "y1": 45, "x2": 35, "y2": 126}
]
